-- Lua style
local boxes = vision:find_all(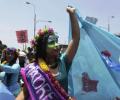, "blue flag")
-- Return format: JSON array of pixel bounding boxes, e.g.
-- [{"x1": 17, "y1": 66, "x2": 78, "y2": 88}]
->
[{"x1": 68, "y1": 10, "x2": 120, "y2": 100}]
